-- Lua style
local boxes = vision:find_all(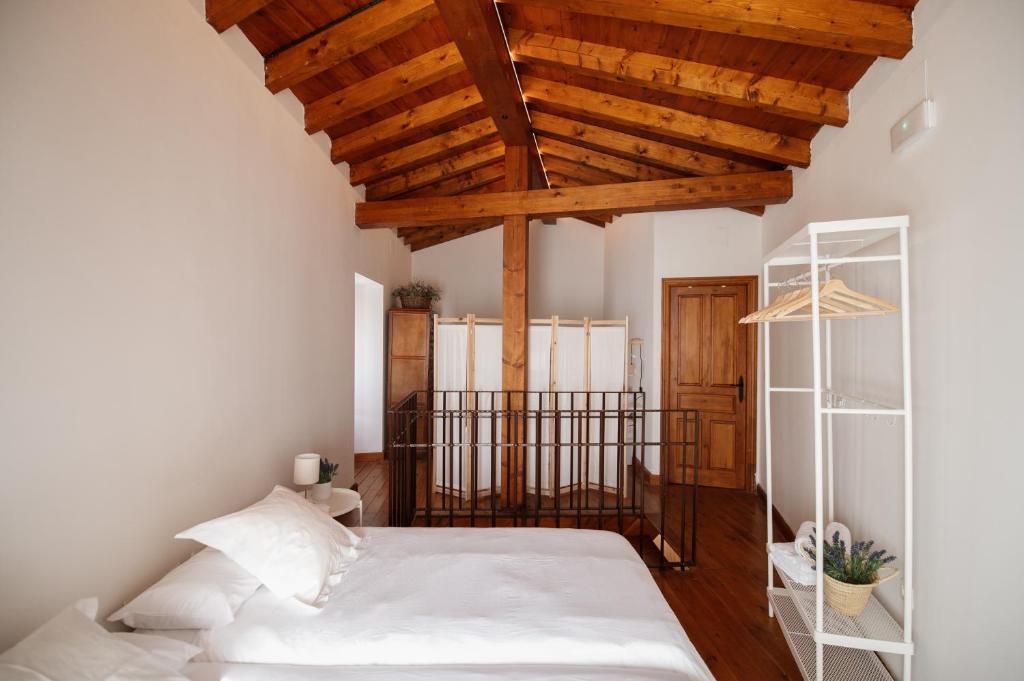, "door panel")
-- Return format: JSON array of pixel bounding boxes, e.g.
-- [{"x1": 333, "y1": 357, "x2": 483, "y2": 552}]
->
[{"x1": 664, "y1": 280, "x2": 754, "y2": 489}]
